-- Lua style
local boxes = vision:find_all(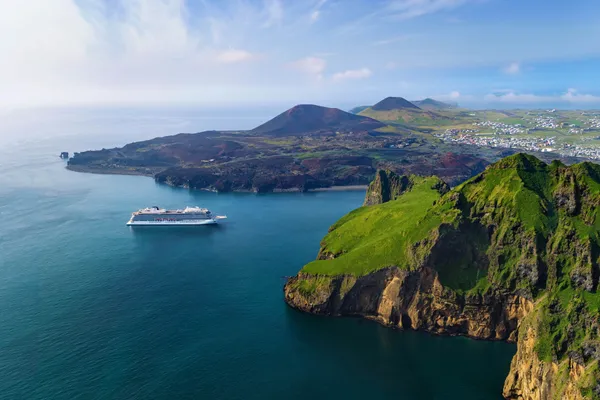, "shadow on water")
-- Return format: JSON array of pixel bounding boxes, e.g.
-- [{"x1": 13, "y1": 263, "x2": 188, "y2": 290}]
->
[{"x1": 282, "y1": 306, "x2": 514, "y2": 400}]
